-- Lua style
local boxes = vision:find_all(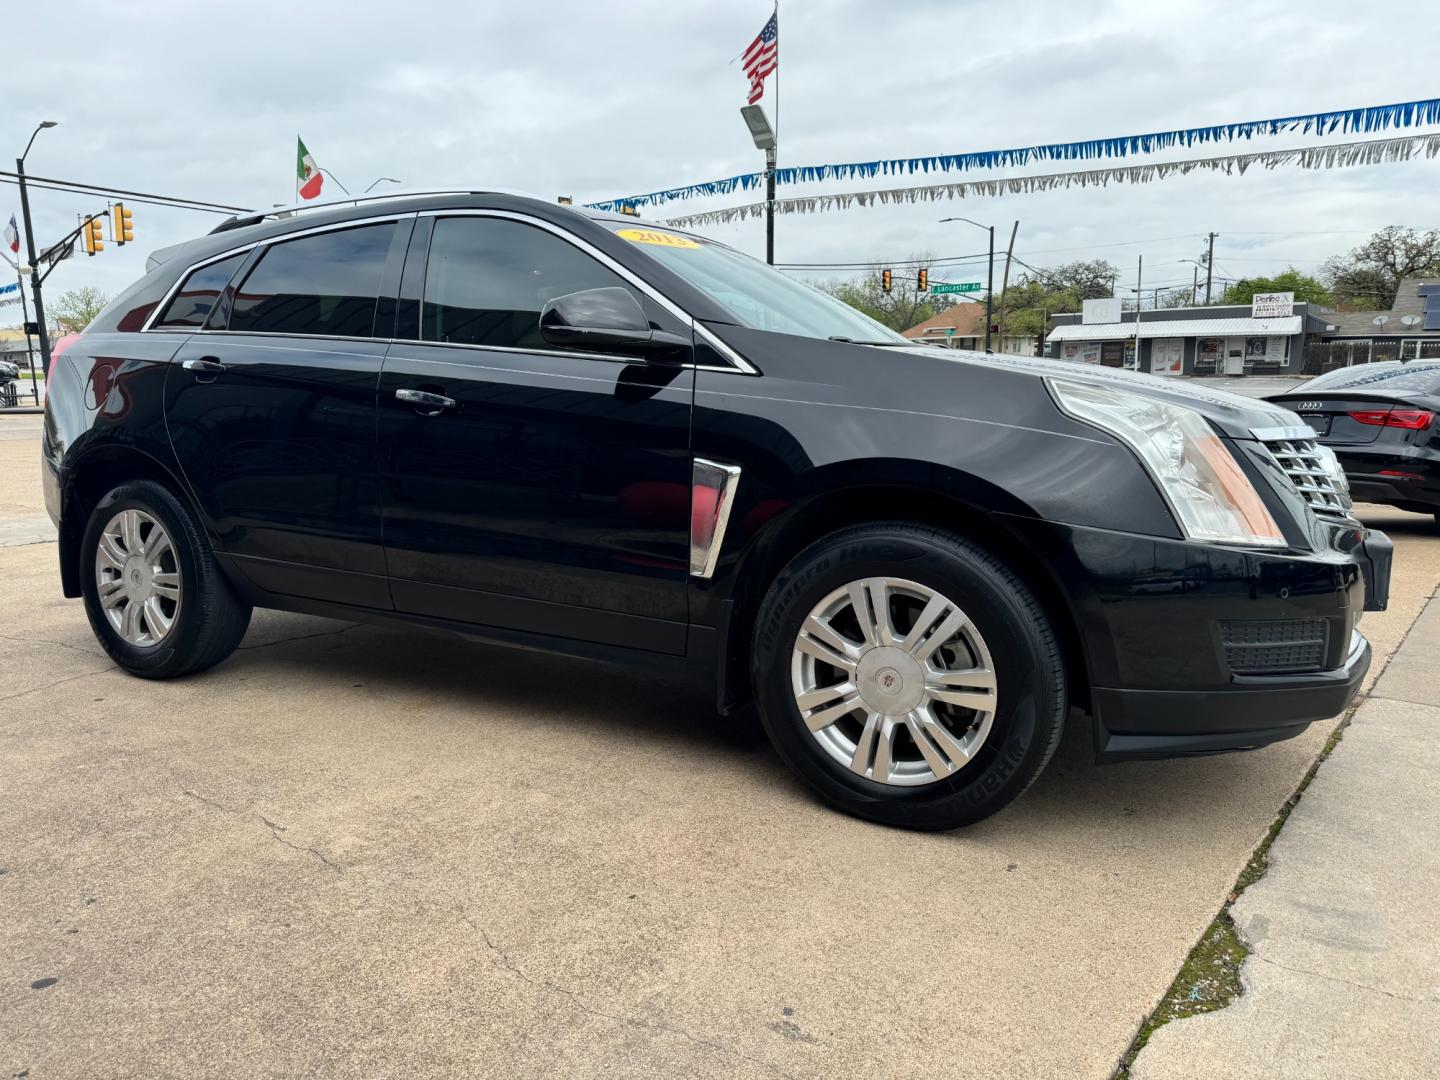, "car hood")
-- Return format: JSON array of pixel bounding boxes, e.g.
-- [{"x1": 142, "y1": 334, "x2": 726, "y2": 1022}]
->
[{"x1": 900, "y1": 346, "x2": 1303, "y2": 440}]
